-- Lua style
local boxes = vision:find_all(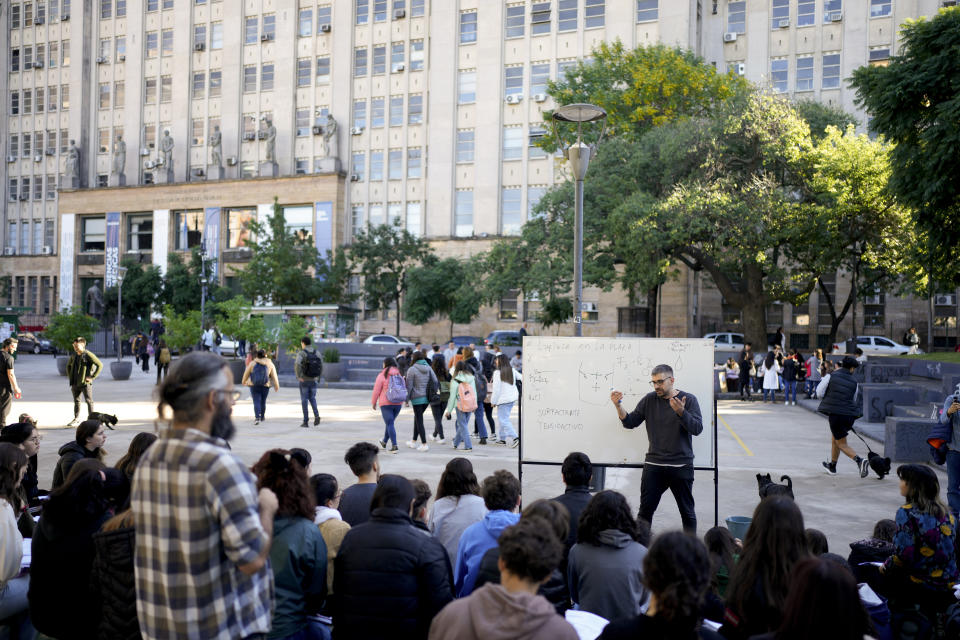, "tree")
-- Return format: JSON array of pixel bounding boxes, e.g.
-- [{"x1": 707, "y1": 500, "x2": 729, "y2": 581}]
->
[
  {"x1": 45, "y1": 307, "x2": 100, "y2": 354},
  {"x1": 237, "y1": 199, "x2": 351, "y2": 306},
  {"x1": 160, "y1": 249, "x2": 224, "y2": 315},
  {"x1": 850, "y1": 7, "x2": 960, "y2": 272},
  {"x1": 103, "y1": 257, "x2": 163, "y2": 325},
  {"x1": 793, "y1": 100, "x2": 858, "y2": 142},
  {"x1": 161, "y1": 304, "x2": 202, "y2": 356},
  {"x1": 347, "y1": 219, "x2": 432, "y2": 336},
  {"x1": 277, "y1": 315, "x2": 311, "y2": 356},
  {"x1": 404, "y1": 256, "x2": 483, "y2": 335}
]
